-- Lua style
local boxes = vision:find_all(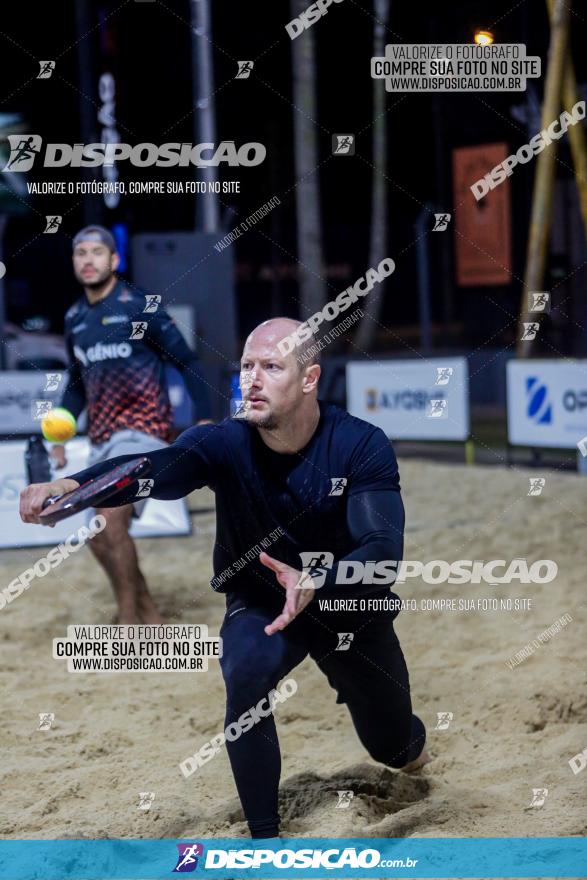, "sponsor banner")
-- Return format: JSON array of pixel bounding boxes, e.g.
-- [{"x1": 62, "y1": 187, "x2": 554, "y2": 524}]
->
[
  {"x1": 0, "y1": 371, "x2": 64, "y2": 434},
  {"x1": 0, "y1": 438, "x2": 189, "y2": 548},
  {"x1": 0, "y1": 370, "x2": 191, "y2": 433},
  {"x1": 0, "y1": 838, "x2": 584, "y2": 878},
  {"x1": 453, "y1": 143, "x2": 512, "y2": 286},
  {"x1": 507, "y1": 359, "x2": 587, "y2": 448},
  {"x1": 346, "y1": 358, "x2": 469, "y2": 441}
]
